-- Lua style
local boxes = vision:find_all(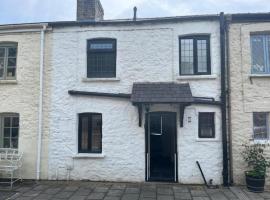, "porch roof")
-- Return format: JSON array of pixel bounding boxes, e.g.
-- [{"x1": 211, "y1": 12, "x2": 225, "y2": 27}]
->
[{"x1": 131, "y1": 82, "x2": 193, "y2": 104}]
